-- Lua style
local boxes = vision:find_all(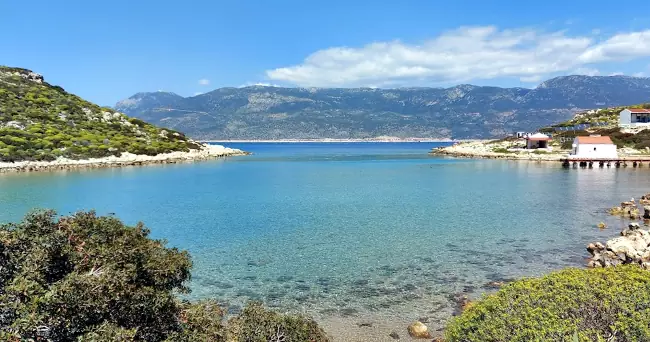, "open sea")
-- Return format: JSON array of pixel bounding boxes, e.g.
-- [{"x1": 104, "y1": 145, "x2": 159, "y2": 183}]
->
[{"x1": 0, "y1": 142, "x2": 647, "y2": 338}]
